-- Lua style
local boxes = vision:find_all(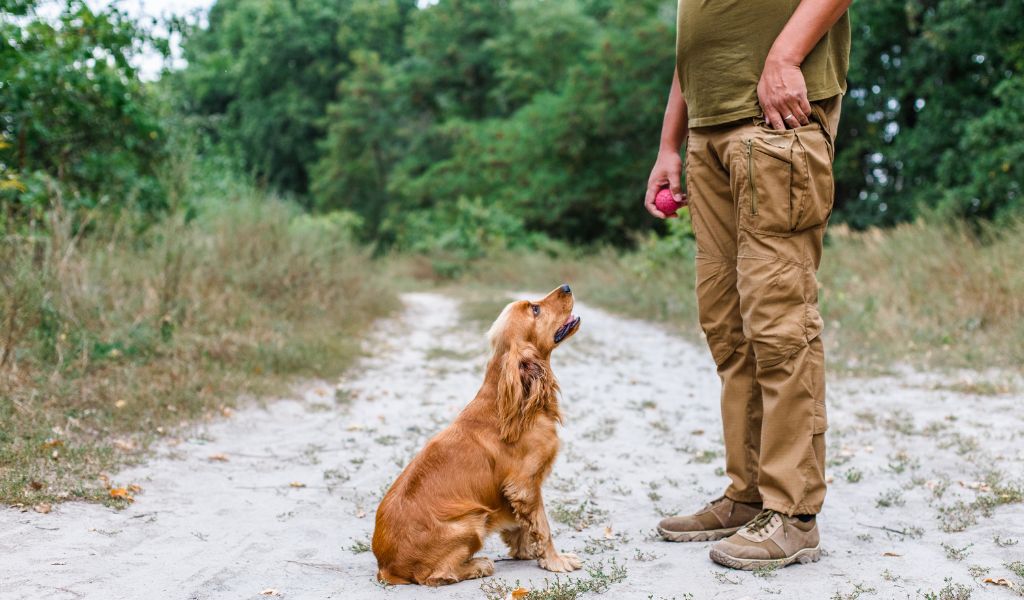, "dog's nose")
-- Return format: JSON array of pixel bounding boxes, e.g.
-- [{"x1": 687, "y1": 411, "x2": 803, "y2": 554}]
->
[{"x1": 560, "y1": 284, "x2": 571, "y2": 294}]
